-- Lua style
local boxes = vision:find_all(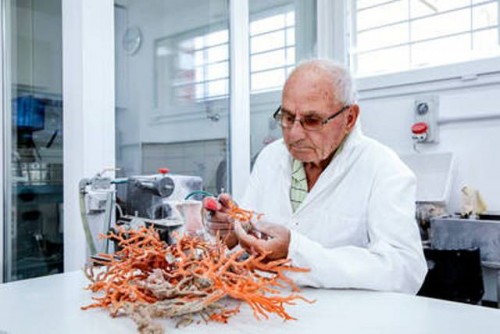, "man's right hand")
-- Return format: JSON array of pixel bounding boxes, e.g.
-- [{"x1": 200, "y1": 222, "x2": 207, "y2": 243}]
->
[{"x1": 203, "y1": 193, "x2": 238, "y2": 248}]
